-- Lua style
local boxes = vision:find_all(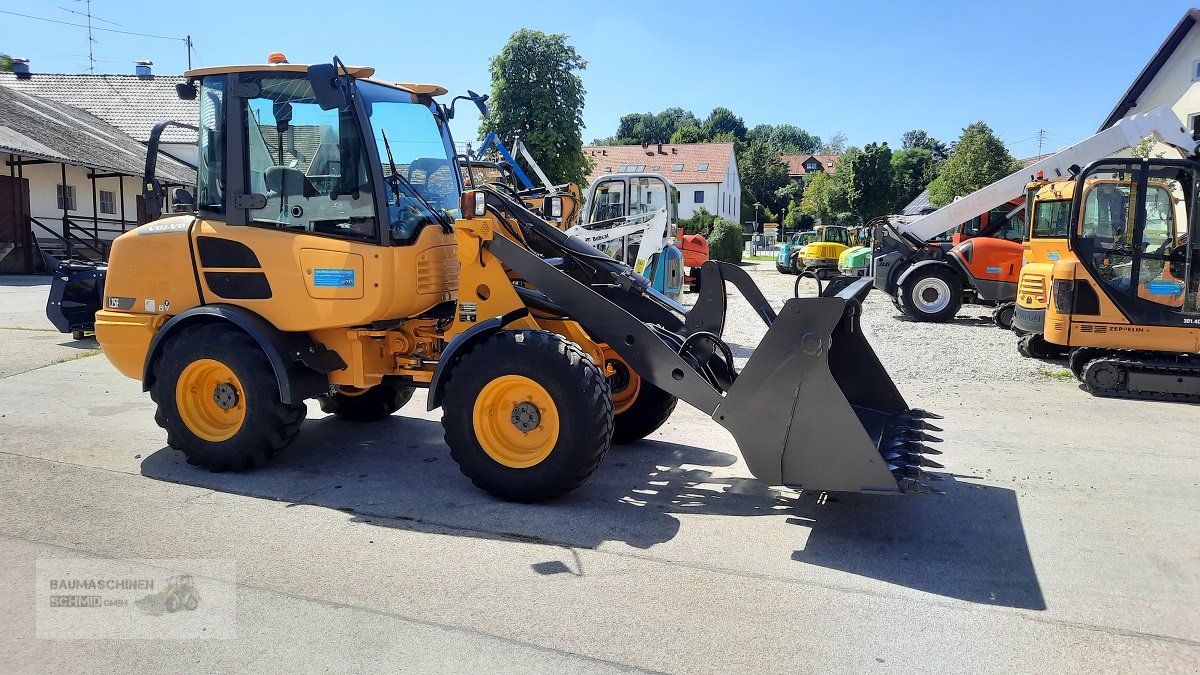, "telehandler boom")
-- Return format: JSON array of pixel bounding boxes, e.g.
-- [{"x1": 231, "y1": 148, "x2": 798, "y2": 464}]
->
[{"x1": 93, "y1": 59, "x2": 943, "y2": 500}]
